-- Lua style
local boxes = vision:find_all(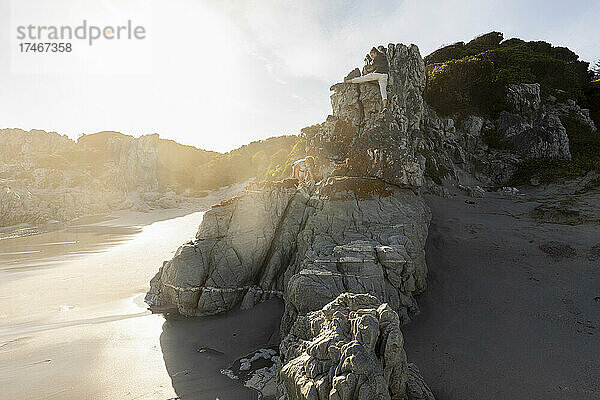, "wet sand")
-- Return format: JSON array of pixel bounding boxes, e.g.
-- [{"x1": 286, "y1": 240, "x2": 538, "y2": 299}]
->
[
  {"x1": 403, "y1": 190, "x2": 600, "y2": 400},
  {"x1": 0, "y1": 184, "x2": 283, "y2": 400}
]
